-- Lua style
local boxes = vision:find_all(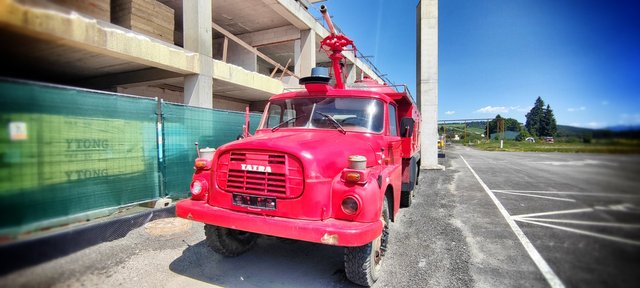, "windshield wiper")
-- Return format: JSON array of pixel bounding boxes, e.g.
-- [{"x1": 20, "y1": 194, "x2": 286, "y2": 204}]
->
[
  {"x1": 315, "y1": 111, "x2": 346, "y2": 134},
  {"x1": 271, "y1": 114, "x2": 307, "y2": 132}
]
